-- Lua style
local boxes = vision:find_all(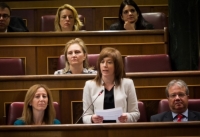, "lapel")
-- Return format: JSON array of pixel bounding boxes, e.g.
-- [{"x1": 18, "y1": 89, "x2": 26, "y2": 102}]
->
[
  {"x1": 113, "y1": 85, "x2": 121, "y2": 108},
  {"x1": 188, "y1": 110, "x2": 198, "y2": 121},
  {"x1": 162, "y1": 111, "x2": 174, "y2": 121},
  {"x1": 94, "y1": 85, "x2": 105, "y2": 110}
]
